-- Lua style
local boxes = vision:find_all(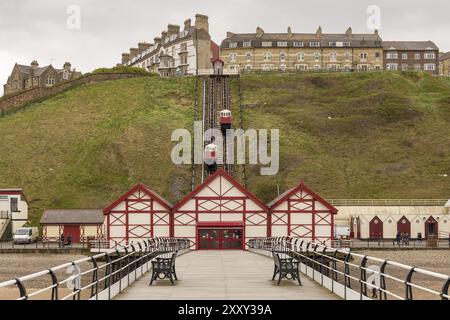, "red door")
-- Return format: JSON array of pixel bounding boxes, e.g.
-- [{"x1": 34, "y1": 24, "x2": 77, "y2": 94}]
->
[
  {"x1": 369, "y1": 216, "x2": 383, "y2": 239},
  {"x1": 197, "y1": 228, "x2": 243, "y2": 250},
  {"x1": 397, "y1": 216, "x2": 411, "y2": 236},
  {"x1": 425, "y1": 216, "x2": 438, "y2": 238},
  {"x1": 64, "y1": 225, "x2": 80, "y2": 243}
]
